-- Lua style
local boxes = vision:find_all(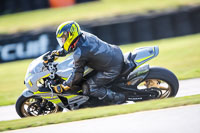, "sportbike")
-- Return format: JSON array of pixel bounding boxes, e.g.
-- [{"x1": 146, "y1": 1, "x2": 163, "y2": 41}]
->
[{"x1": 16, "y1": 46, "x2": 179, "y2": 117}]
